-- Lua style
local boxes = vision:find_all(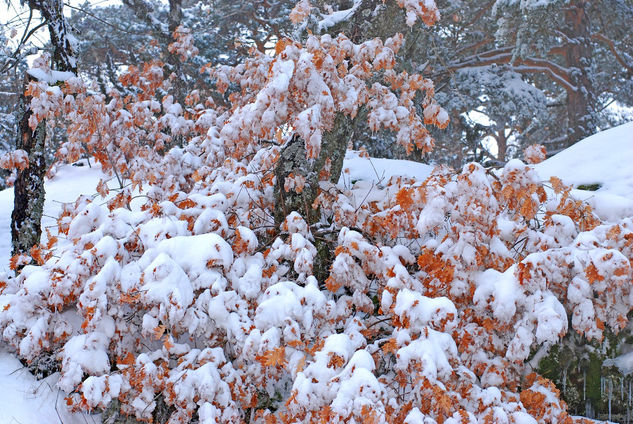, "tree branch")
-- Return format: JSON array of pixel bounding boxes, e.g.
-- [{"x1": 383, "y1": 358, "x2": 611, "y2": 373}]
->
[
  {"x1": 64, "y1": 3, "x2": 145, "y2": 35},
  {"x1": 591, "y1": 32, "x2": 633, "y2": 74},
  {"x1": 435, "y1": 49, "x2": 577, "y2": 92}
]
